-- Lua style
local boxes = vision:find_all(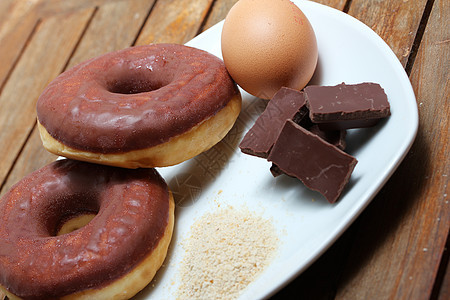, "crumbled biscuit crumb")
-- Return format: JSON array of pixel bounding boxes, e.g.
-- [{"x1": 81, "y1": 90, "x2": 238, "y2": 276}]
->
[{"x1": 176, "y1": 206, "x2": 278, "y2": 299}]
